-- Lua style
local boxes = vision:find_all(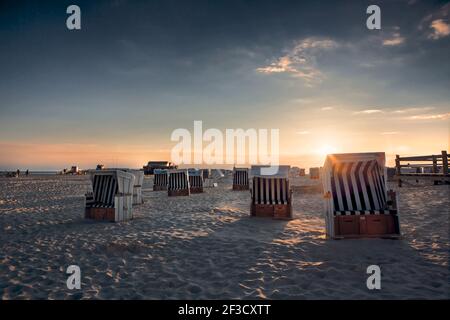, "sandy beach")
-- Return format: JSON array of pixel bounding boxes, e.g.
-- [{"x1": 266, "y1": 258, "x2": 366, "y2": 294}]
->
[{"x1": 0, "y1": 174, "x2": 448, "y2": 300}]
